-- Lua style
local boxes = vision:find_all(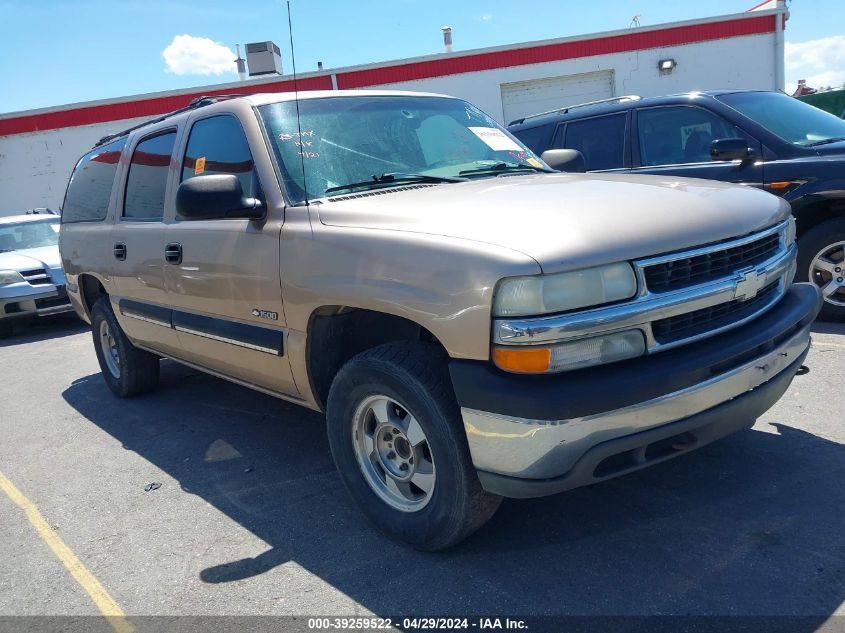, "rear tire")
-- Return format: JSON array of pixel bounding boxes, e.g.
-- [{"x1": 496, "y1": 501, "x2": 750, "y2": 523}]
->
[
  {"x1": 326, "y1": 342, "x2": 502, "y2": 551},
  {"x1": 796, "y1": 218, "x2": 845, "y2": 322},
  {"x1": 90, "y1": 297, "x2": 160, "y2": 397}
]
